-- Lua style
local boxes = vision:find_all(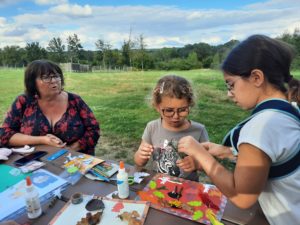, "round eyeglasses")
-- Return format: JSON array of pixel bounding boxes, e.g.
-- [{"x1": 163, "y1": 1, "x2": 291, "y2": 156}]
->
[
  {"x1": 161, "y1": 106, "x2": 190, "y2": 118},
  {"x1": 40, "y1": 74, "x2": 61, "y2": 83}
]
